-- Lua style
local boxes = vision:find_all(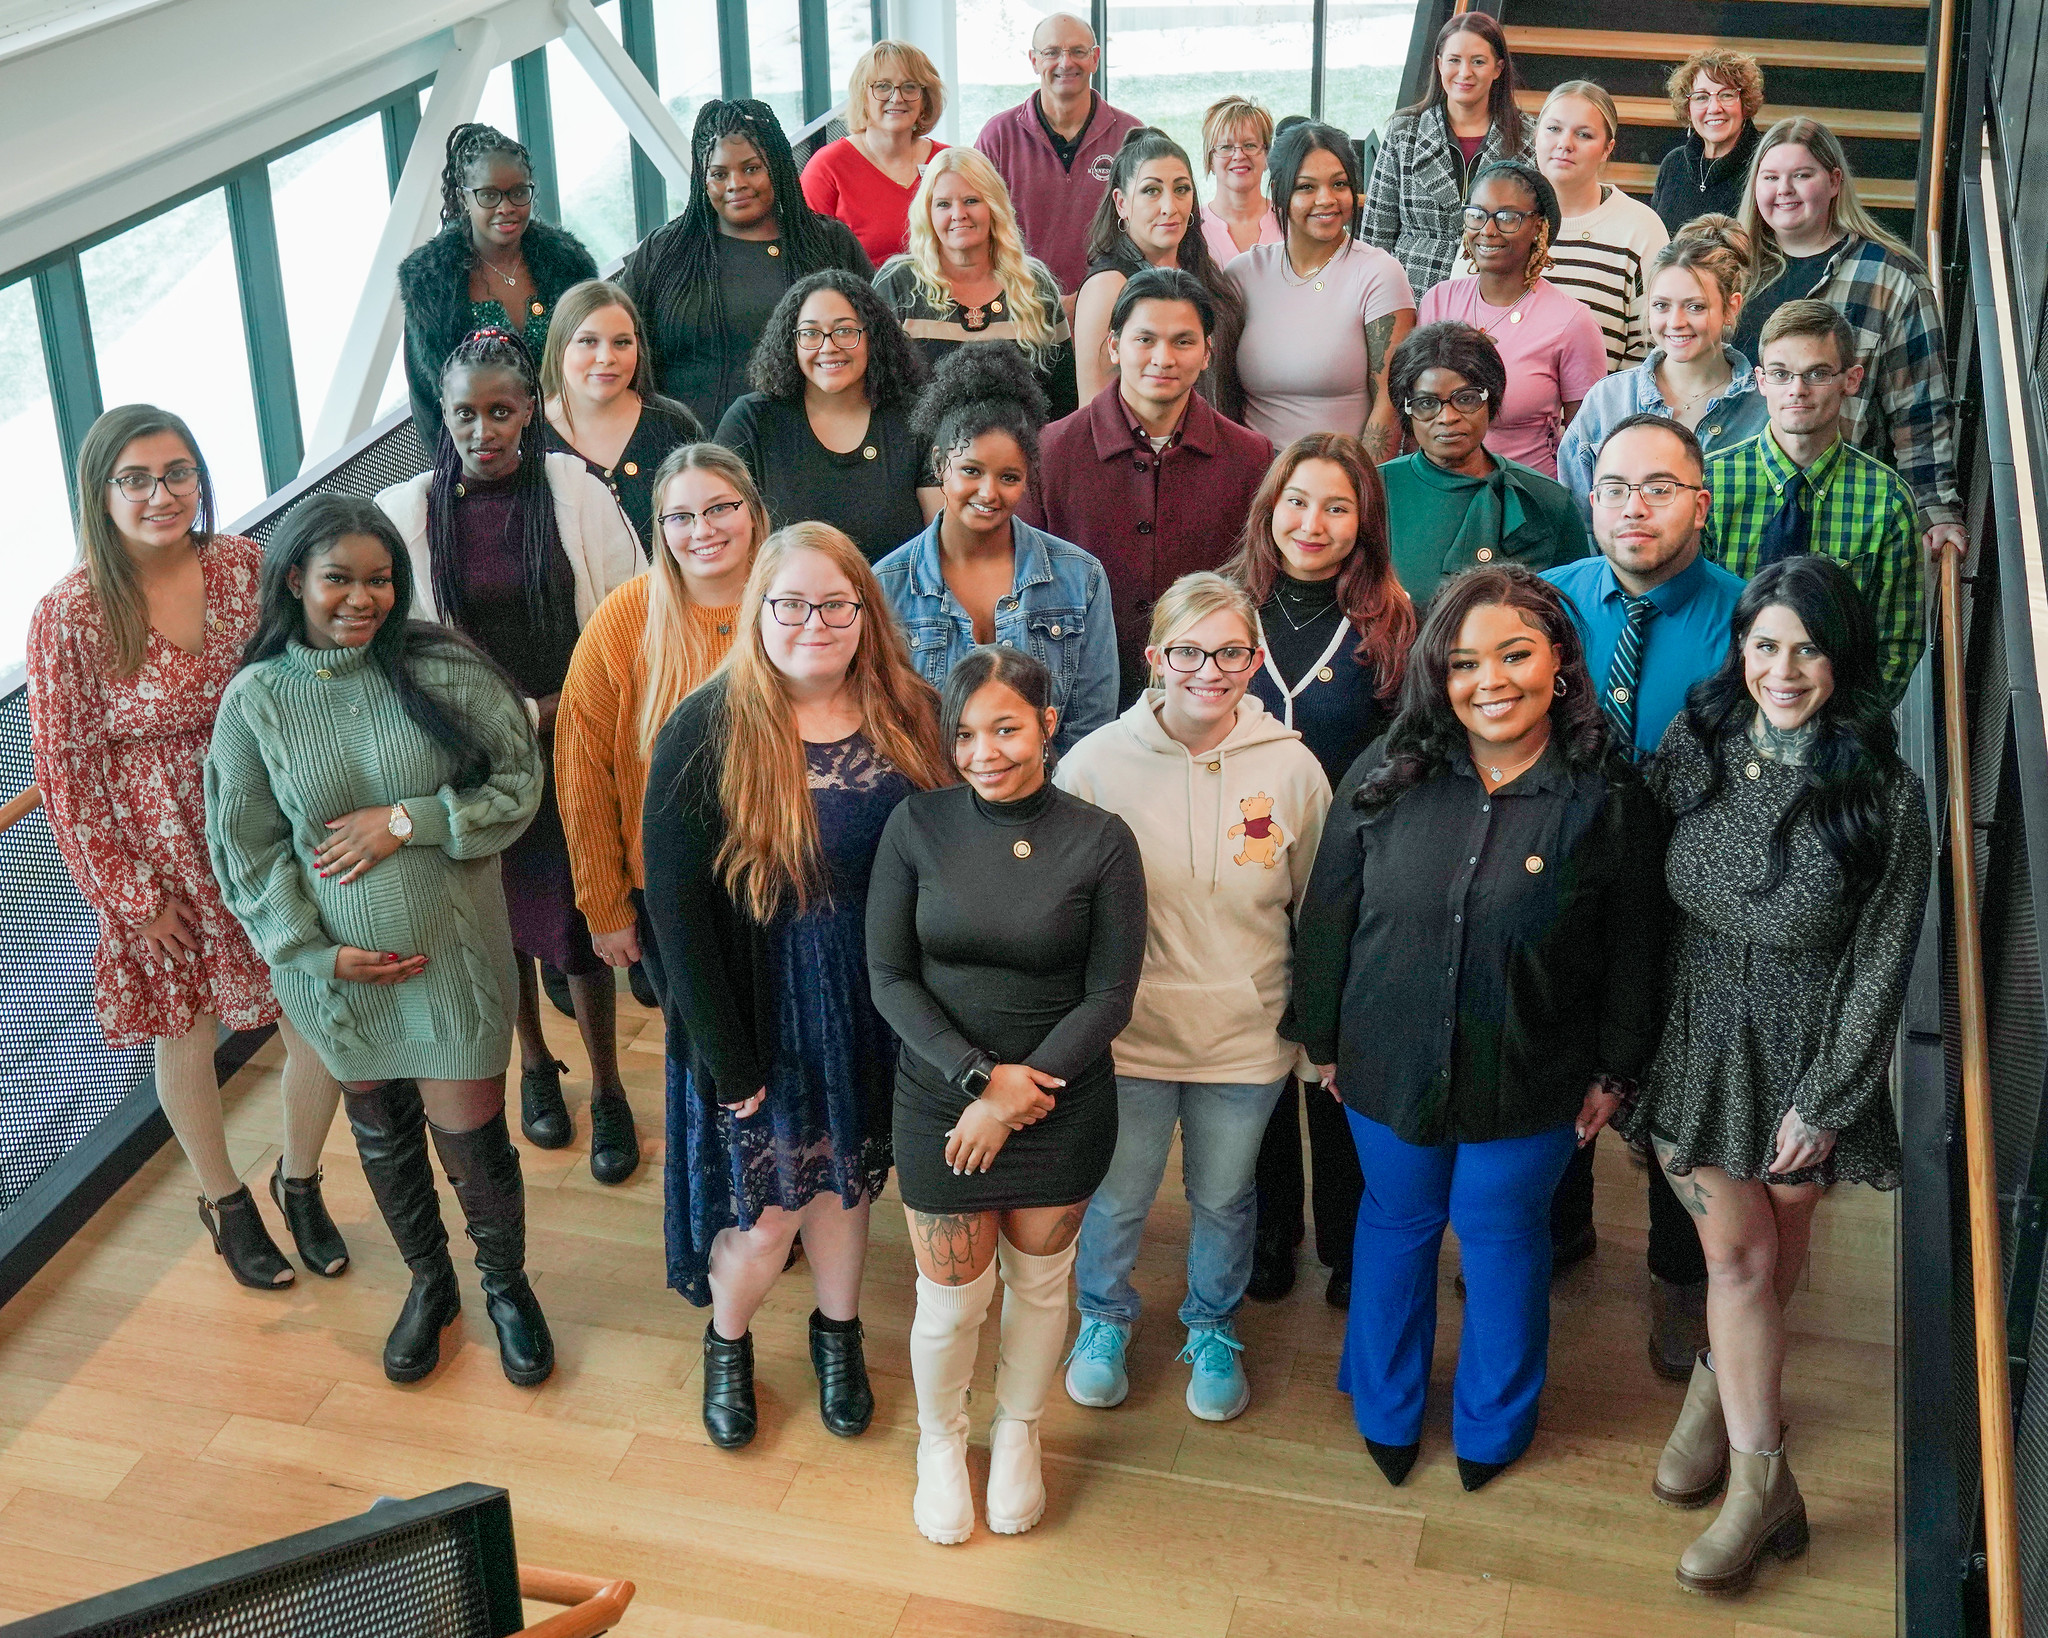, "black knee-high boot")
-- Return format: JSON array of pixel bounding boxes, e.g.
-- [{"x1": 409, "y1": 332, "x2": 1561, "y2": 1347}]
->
[
  {"x1": 342, "y1": 1082, "x2": 461, "y2": 1383},
  {"x1": 429, "y1": 1112, "x2": 555, "y2": 1387}
]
